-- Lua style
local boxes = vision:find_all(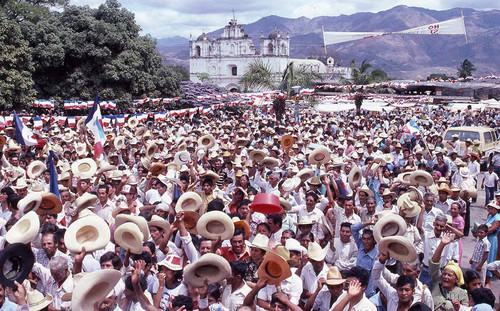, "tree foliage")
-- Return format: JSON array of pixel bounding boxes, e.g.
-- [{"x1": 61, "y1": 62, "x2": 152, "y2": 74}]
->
[
  {"x1": 1, "y1": 0, "x2": 182, "y2": 110},
  {"x1": 457, "y1": 59, "x2": 476, "y2": 78},
  {"x1": 348, "y1": 59, "x2": 389, "y2": 85},
  {"x1": 427, "y1": 73, "x2": 455, "y2": 81},
  {"x1": 240, "y1": 59, "x2": 275, "y2": 92},
  {"x1": 279, "y1": 62, "x2": 322, "y2": 94}
]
